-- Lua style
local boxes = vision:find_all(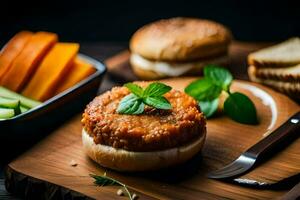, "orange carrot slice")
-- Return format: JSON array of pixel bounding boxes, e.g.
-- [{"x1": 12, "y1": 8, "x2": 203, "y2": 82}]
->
[
  {"x1": 22, "y1": 43, "x2": 79, "y2": 101},
  {"x1": 1, "y1": 32, "x2": 58, "y2": 92},
  {"x1": 55, "y1": 57, "x2": 96, "y2": 94},
  {"x1": 0, "y1": 31, "x2": 33, "y2": 81}
]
